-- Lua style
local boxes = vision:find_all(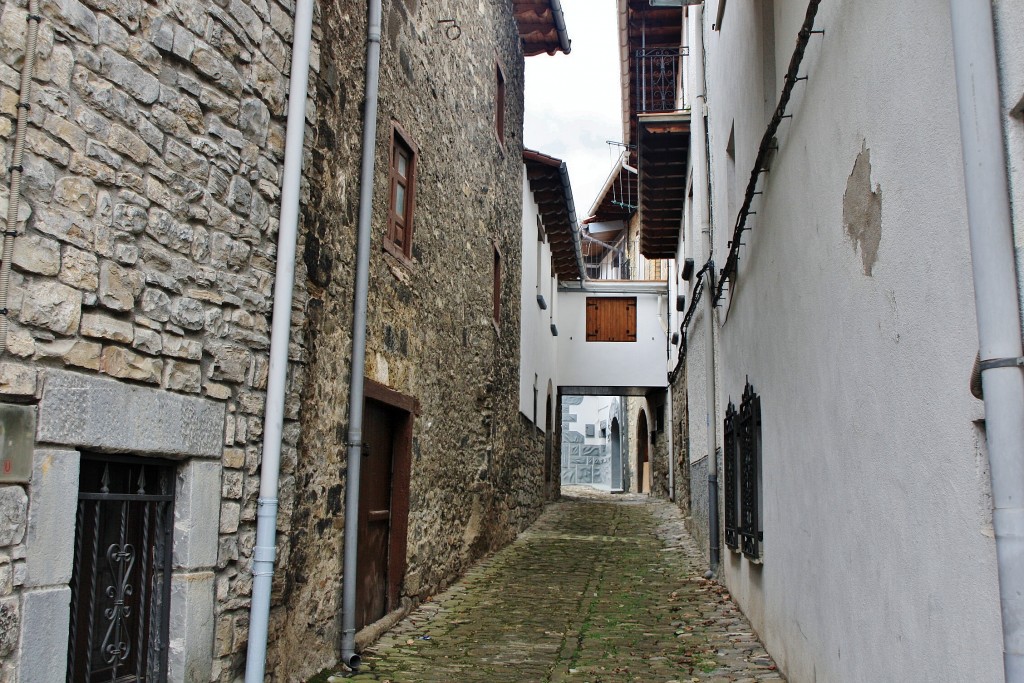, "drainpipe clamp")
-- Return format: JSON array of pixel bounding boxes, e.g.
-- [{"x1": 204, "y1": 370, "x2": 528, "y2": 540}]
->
[{"x1": 980, "y1": 357, "x2": 1024, "y2": 371}]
